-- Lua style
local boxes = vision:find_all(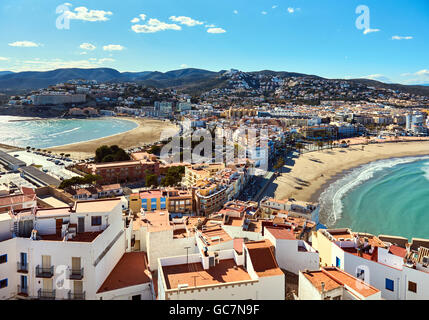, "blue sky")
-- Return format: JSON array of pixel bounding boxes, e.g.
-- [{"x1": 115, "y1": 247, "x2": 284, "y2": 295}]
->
[{"x1": 0, "y1": 0, "x2": 428, "y2": 84}]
